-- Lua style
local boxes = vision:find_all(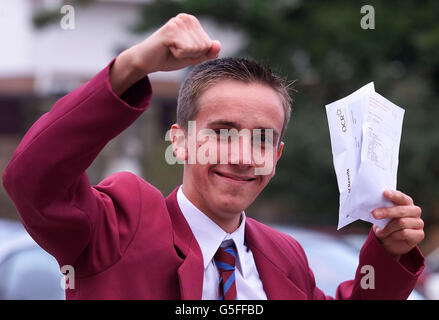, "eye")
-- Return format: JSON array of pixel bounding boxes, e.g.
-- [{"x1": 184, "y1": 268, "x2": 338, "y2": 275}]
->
[
  {"x1": 214, "y1": 128, "x2": 238, "y2": 141},
  {"x1": 213, "y1": 129, "x2": 225, "y2": 140}
]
